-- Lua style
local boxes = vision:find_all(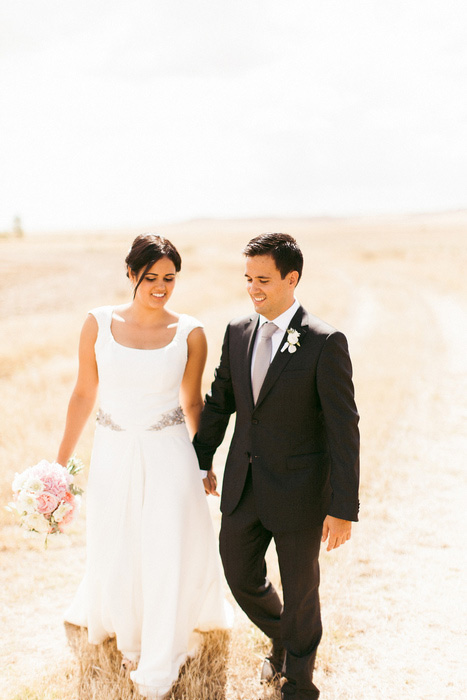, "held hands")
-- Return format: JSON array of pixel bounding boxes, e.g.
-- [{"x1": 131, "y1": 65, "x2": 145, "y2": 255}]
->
[
  {"x1": 203, "y1": 469, "x2": 219, "y2": 497},
  {"x1": 321, "y1": 515, "x2": 352, "y2": 551}
]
